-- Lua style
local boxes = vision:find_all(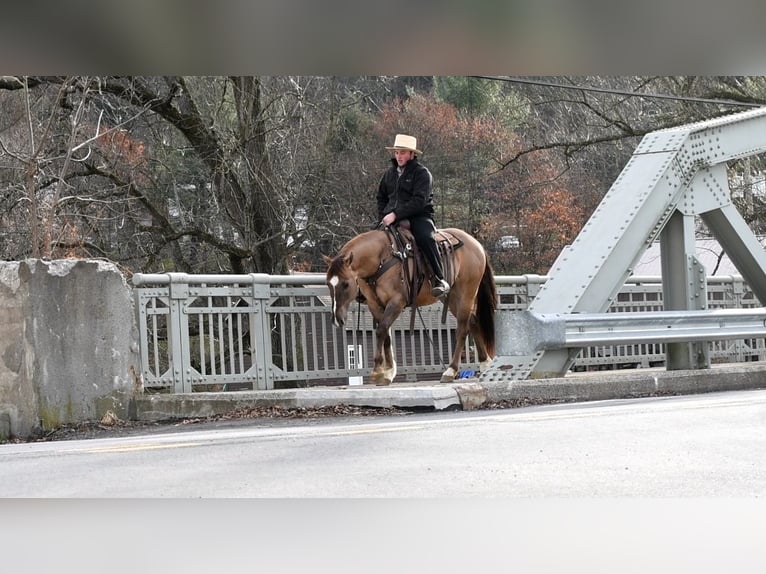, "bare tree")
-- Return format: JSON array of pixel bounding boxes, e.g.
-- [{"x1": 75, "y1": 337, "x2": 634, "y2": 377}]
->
[
  {"x1": 2, "y1": 76, "x2": 766, "y2": 275},
  {"x1": 1, "y1": 76, "x2": 297, "y2": 273}
]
